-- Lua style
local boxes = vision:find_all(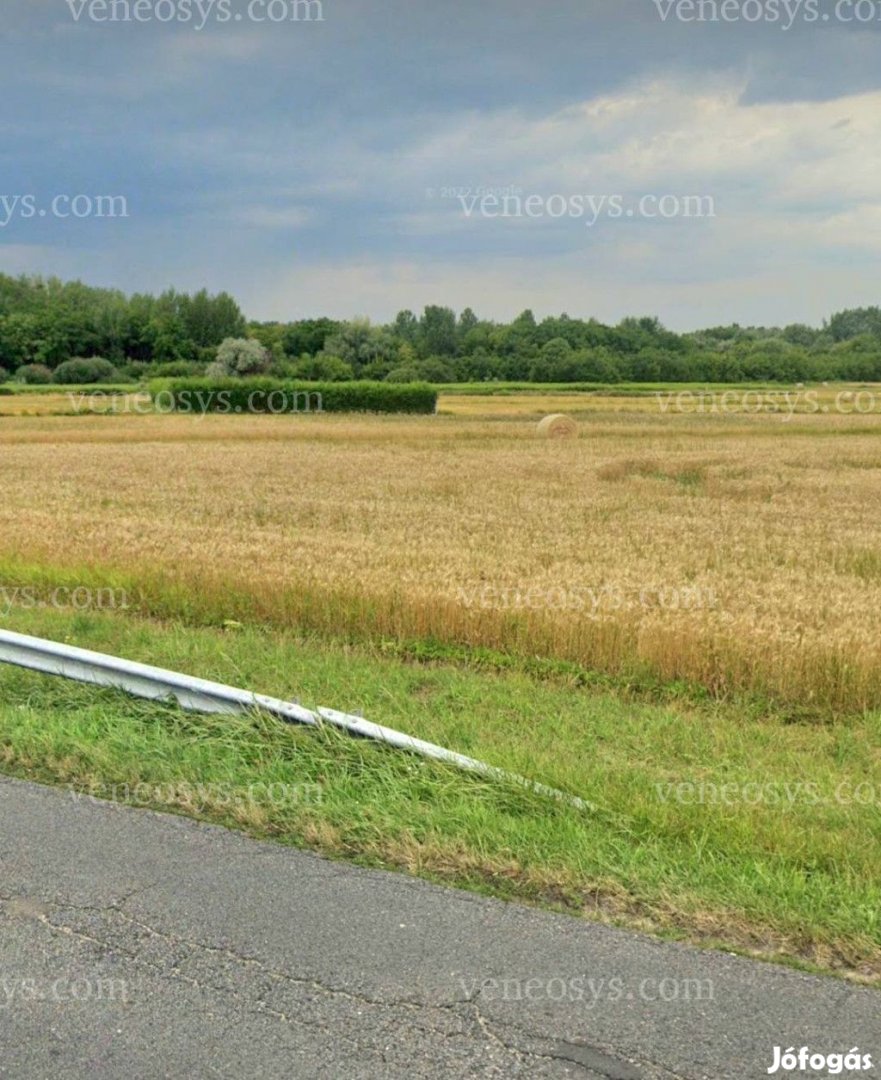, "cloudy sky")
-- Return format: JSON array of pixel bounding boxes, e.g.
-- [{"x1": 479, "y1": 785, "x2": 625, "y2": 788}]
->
[{"x1": 2, "y1": 0, "x2": 880, "y2": 328}]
